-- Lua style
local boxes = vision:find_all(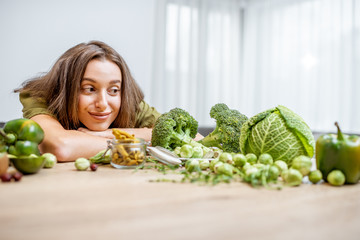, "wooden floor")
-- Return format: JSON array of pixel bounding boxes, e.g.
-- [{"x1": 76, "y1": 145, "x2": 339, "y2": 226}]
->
[{"x1": 1, "y1": 162, "x2": 359, "y2": 240}]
